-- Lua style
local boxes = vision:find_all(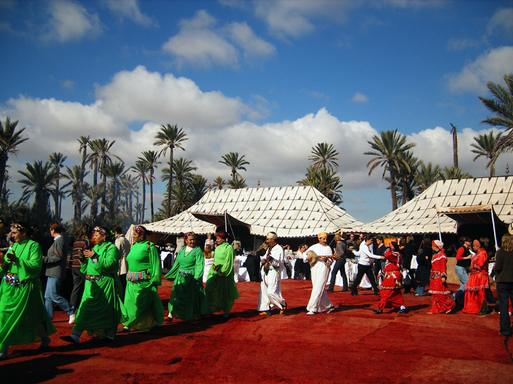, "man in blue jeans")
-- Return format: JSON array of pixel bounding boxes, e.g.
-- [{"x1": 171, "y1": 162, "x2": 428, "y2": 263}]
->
[{"x1": 44, "y1": 222, "x2": 74, "y2": 321}]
